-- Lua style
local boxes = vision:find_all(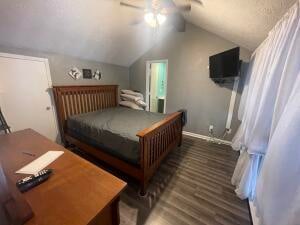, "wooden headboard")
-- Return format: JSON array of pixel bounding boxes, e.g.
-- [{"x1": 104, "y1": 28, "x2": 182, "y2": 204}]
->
[{"x1": 53, "y1": 85, "x2": 118, "y2": 137}]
